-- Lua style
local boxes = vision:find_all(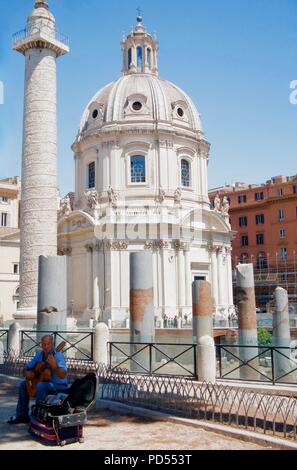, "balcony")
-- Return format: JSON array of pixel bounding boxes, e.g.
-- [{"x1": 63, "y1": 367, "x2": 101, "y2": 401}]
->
[{"x1": 12, "y1": 27, "x2": 69, "y2": 56}]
